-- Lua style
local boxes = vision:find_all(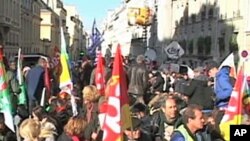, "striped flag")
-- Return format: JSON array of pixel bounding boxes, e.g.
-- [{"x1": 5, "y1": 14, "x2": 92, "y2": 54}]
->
[
  {"x1": 0, "y1": 46, "x2": 15, "y2": 132},
  {"x1": 102, "y1": 44, "x2": 131, "y2": 141},
  {"x1": 59, "y1": 27, "x2": 77, "y2": 116},
  {"x1": 219, "y1": 63, "x2": 249, "y2": 141}
]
